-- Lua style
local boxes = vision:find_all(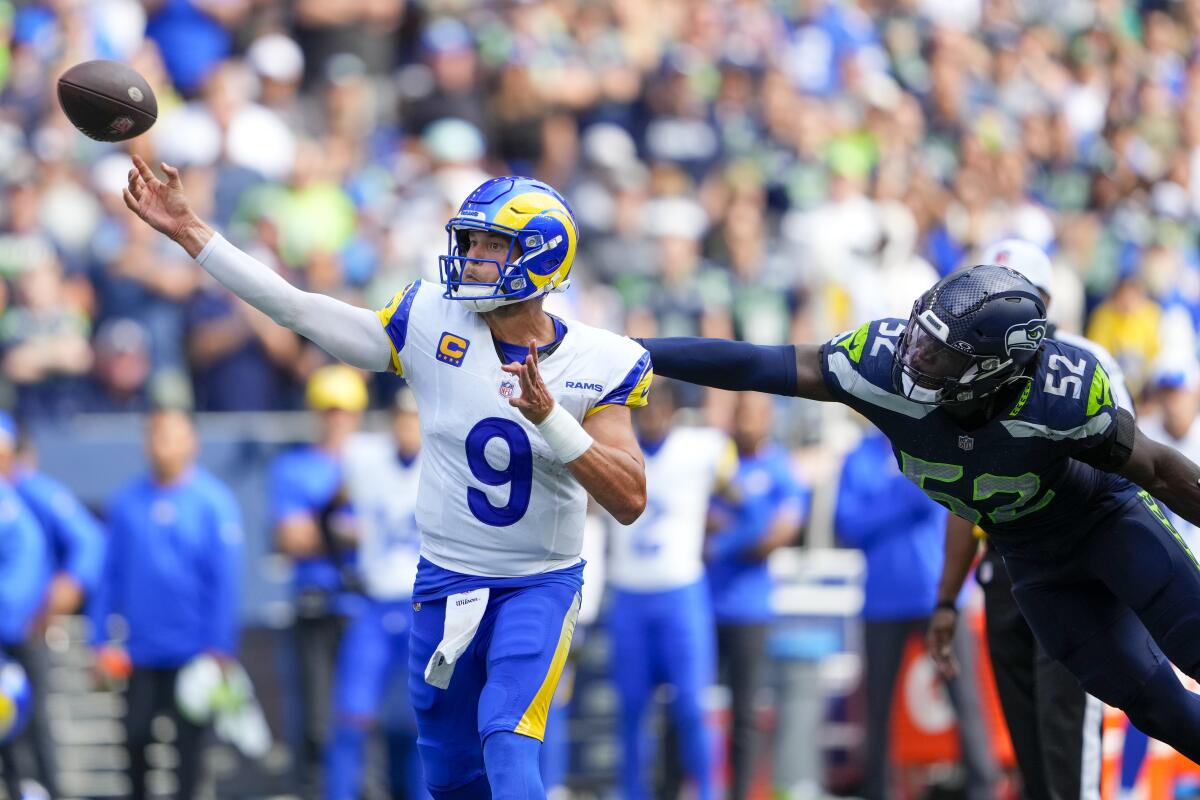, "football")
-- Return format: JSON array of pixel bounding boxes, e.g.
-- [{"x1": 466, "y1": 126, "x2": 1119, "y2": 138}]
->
[{"x1": 57, "y1": 60, "x2": 157, "y2": 142}]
